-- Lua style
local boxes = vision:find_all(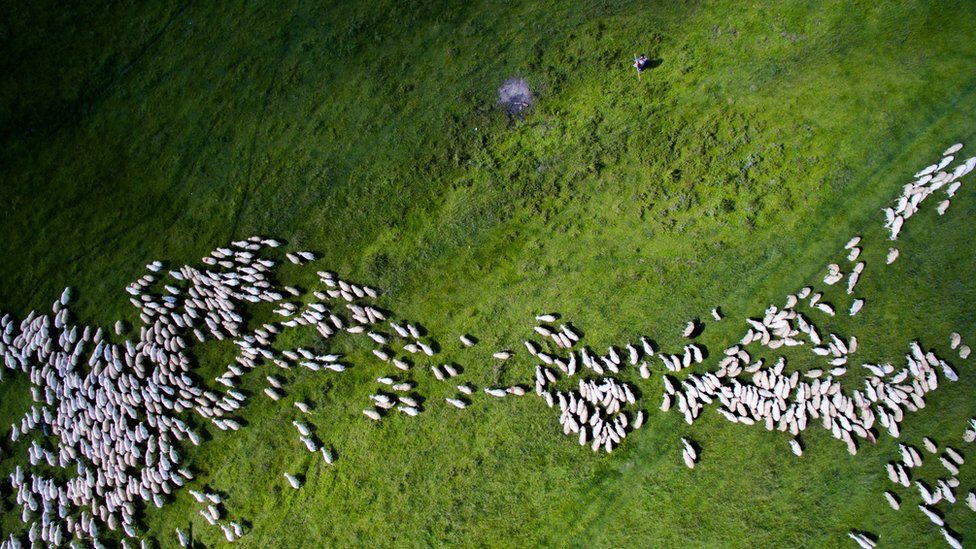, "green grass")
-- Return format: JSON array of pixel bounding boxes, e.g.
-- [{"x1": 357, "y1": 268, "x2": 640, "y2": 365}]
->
[{"x1": 1, "y1": 0, "x2": 976, "y2": 546}]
